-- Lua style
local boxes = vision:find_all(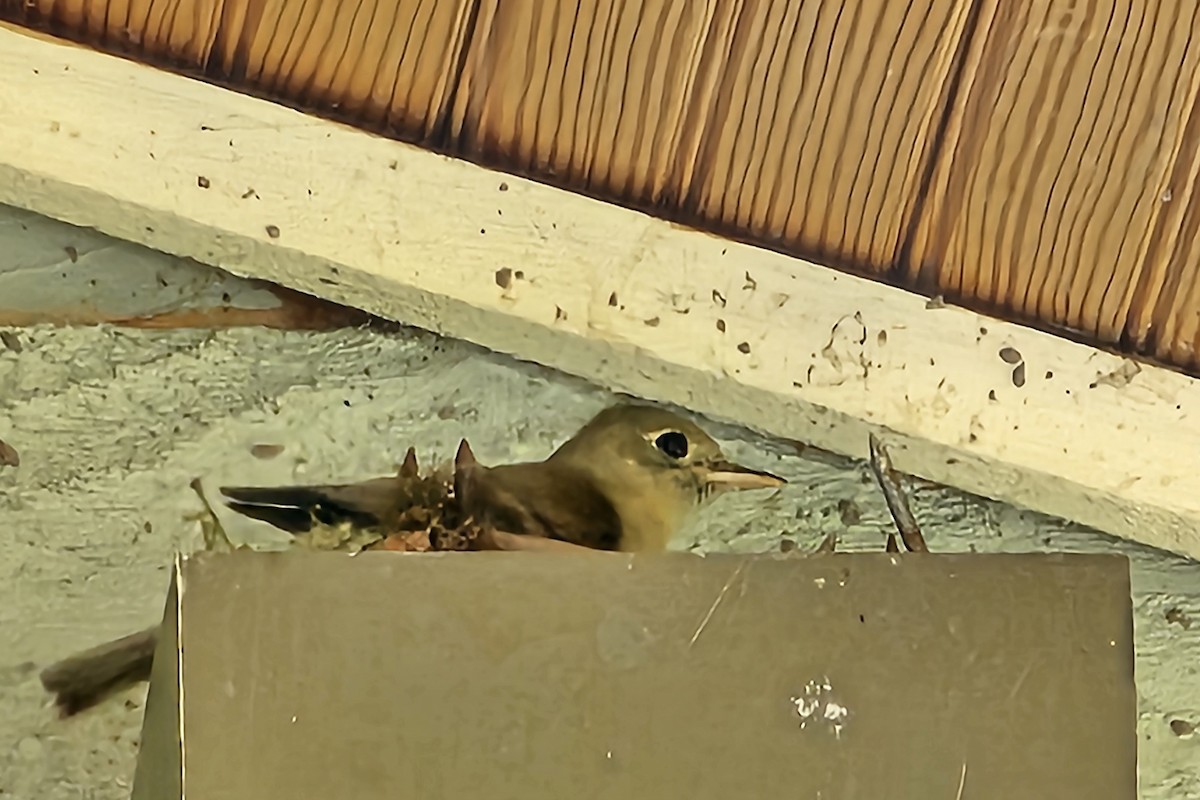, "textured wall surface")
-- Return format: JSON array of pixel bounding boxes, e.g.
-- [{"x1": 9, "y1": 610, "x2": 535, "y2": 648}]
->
[{"x1": 0, "y1": 217, "x2": 1197, "y2": 798}]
